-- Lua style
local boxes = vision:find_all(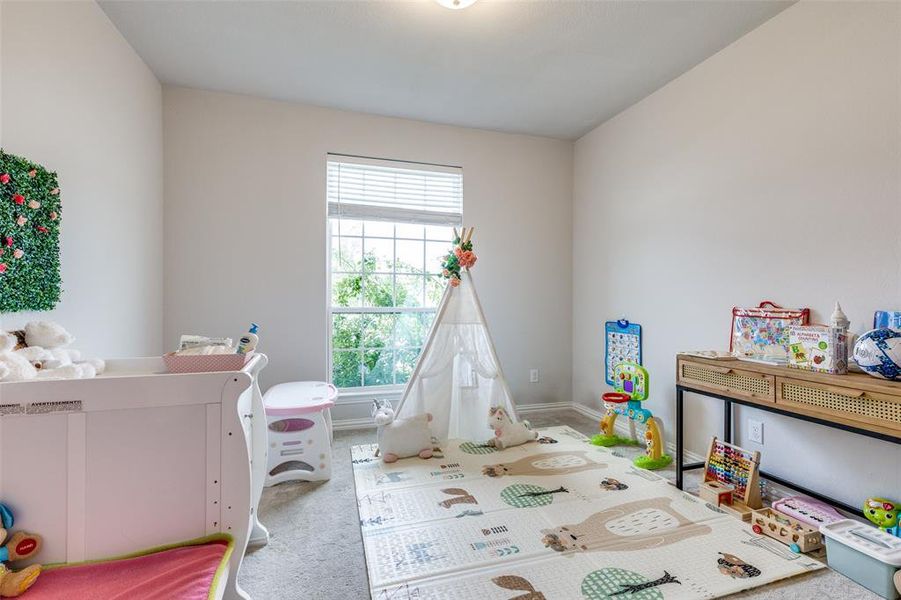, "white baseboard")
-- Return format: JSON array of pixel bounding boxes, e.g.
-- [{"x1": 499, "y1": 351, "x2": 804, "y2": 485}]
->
[
  {"x1": 569, "y1": 401, "x2": 603, "y2": 422},
  {"x1": 332, "y1": 417, "x2": 376, "y2": 431},
  {"x1": 516, "y1": 401, "x2": 573, "y2": 414}
]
